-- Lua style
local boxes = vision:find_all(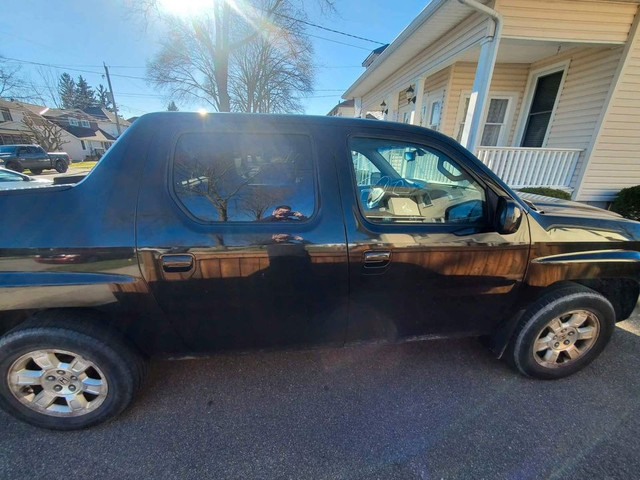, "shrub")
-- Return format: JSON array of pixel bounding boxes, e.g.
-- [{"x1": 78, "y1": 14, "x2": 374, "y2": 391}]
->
[
  {"x1": 517, "y1": 187, "x2": 571, "y2": 200},
  {"x1": 611, "y1": 185, "x2": 640, "y2": 220}
]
